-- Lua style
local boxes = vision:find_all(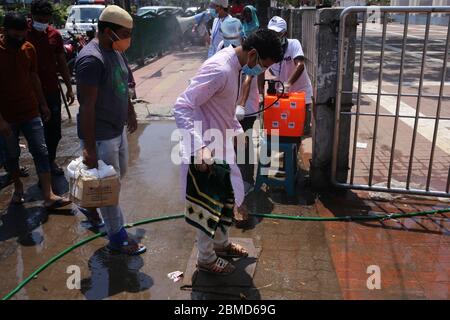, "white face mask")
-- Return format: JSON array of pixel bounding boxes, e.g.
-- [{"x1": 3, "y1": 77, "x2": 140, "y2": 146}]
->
[{"x1": 33, "y1": 21, "x2": 48, "y2": 32}]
